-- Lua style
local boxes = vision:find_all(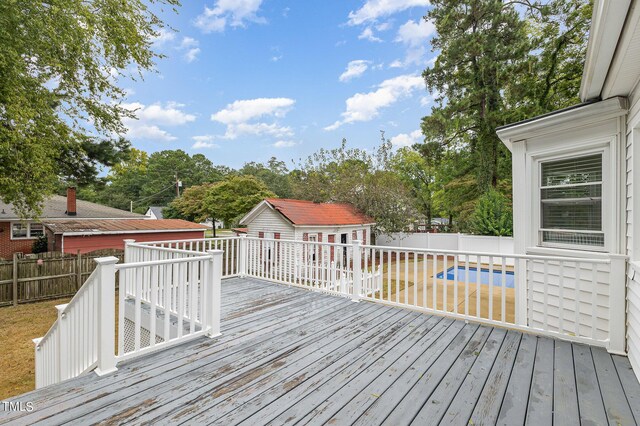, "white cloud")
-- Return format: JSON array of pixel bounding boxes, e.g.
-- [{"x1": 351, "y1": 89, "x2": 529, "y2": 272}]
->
[
  {"x1": 358, "y1": 27, "x2": 382, "y2": 42},
  {"x1": 127, "y1": 125, "x2": 177, "y2": 142},
  {"x1": 339, "y1": 60, "x2": 371, "y2": 82},
  {"x1": 178, "y1": 37, "x2": 201, "y2": 62},
  {"x1": 273, "y1": 140, "x2": 297, "y2": 148},
  {"x1": 210, "y1": 97, "x2": 296, "y2": 140},
  {"x1": 123, "y1": 102, "x2": 196, "y2": 126},
  {"x1": 225, "y1": 122, "x2": 293, "y2": 139},
  {"x1": 348, "y1": 0, "x2": 430, "y2": 26},
  {"x1": 395, "y1": 19, "x2": 435, "y2": 46},
  {"x1": 391, "y1": 19, "x2": 436, "y2": 68},
  {"x1": 211, "y1": 98, "x2": 294, "y2": 124},
  {"x1": 121, "y1": 101, "x2": 195, "y2": 142},
  {"x1": 376, "y1": 21, "x2": 392, "y2": 31},
  {"x1": 195, "y1": 0, "x2": 266, "y2": 33},
  {"x1": 152, "y1": 28, "x2": 176, "y2": 46},
  {"x1": 325, "y1": 74, "x2": 424, "y2": 130},
  {"x1": 390, "y1": 129, "x2": 423, "y2": 147},
  {"x1": 192, "y1": 140, "x2": 219, "y2": 149}
]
